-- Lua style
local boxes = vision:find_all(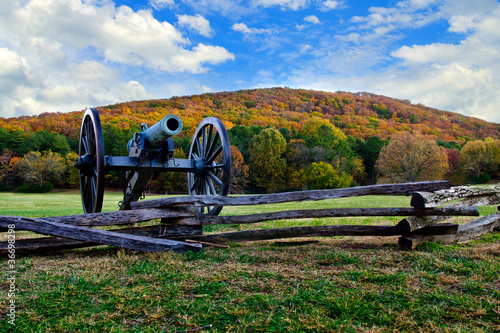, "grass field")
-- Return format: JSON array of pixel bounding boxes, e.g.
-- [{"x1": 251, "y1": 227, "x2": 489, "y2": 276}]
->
[{"x1": 1, "y1": 190, "x2": 499, "y2": 332}]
